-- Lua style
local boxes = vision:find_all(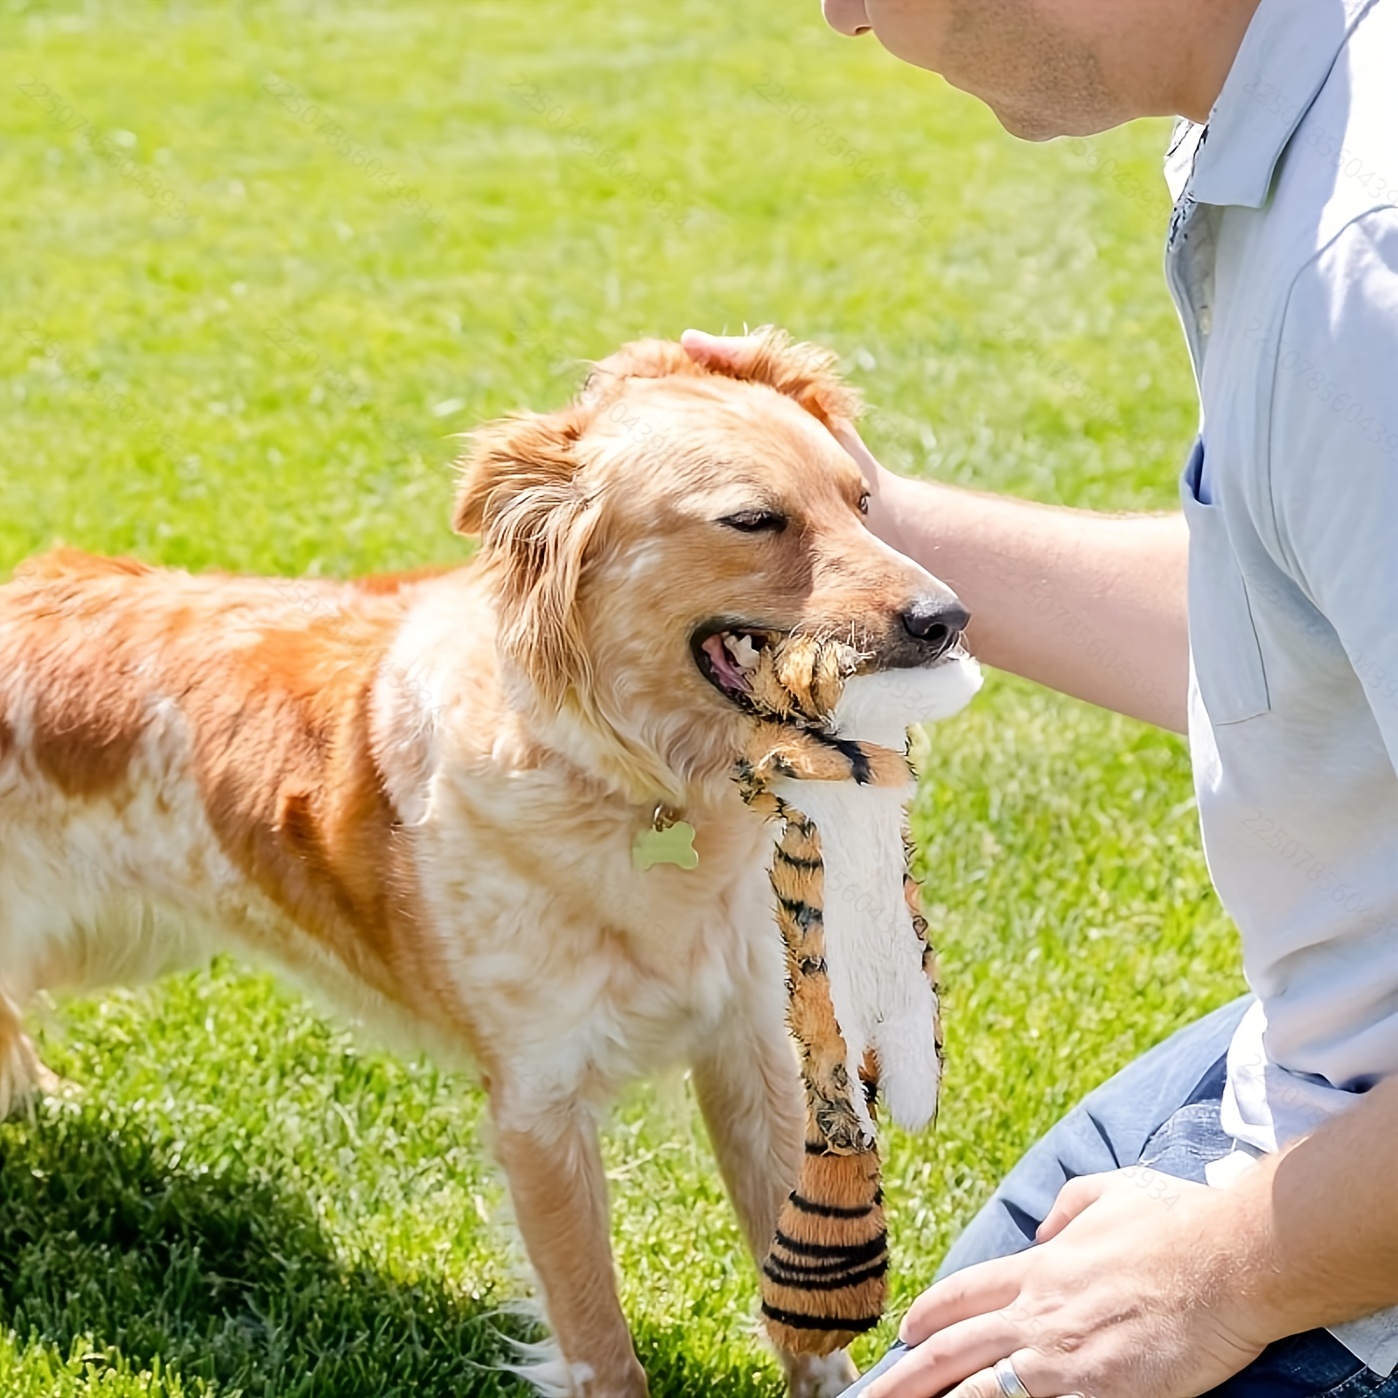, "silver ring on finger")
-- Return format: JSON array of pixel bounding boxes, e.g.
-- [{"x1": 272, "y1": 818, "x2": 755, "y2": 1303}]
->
[{"x1": 994, "y1": 1357, "x2": 1034, "y2": 1398}]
